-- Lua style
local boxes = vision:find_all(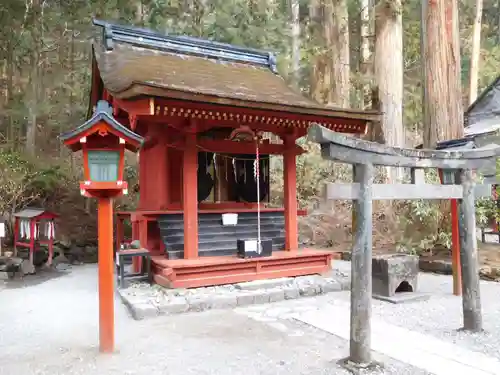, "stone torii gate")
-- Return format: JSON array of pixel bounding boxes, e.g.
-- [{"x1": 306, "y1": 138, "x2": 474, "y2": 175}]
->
[{"x1": 308, "y1": 124, "x2": 500, "y2": 370}]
